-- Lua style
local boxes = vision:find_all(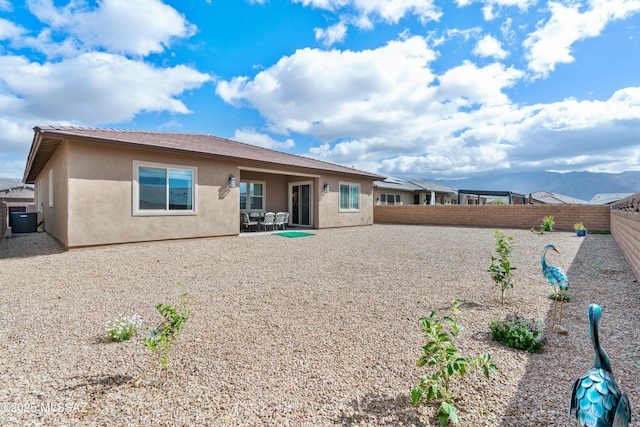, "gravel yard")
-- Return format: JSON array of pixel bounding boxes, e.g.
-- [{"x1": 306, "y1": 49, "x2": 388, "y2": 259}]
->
[{"x1": 0, "y1": 224, "x2": 638, "y2": 426}]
